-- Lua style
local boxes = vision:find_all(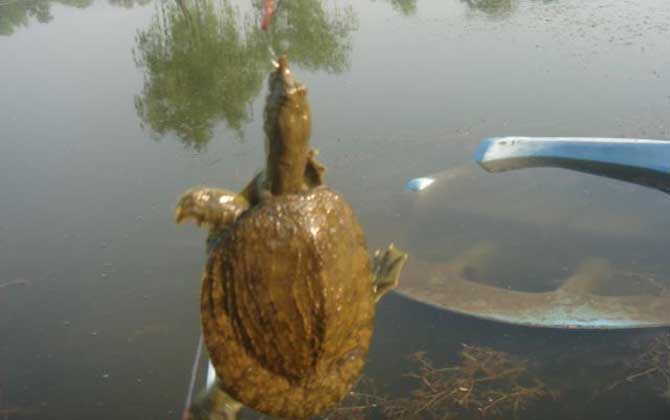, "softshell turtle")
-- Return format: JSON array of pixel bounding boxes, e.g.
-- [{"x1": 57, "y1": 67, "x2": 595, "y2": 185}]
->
[{"x1": 175, "y1": 56, "x2": 407, "y2": 419}]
